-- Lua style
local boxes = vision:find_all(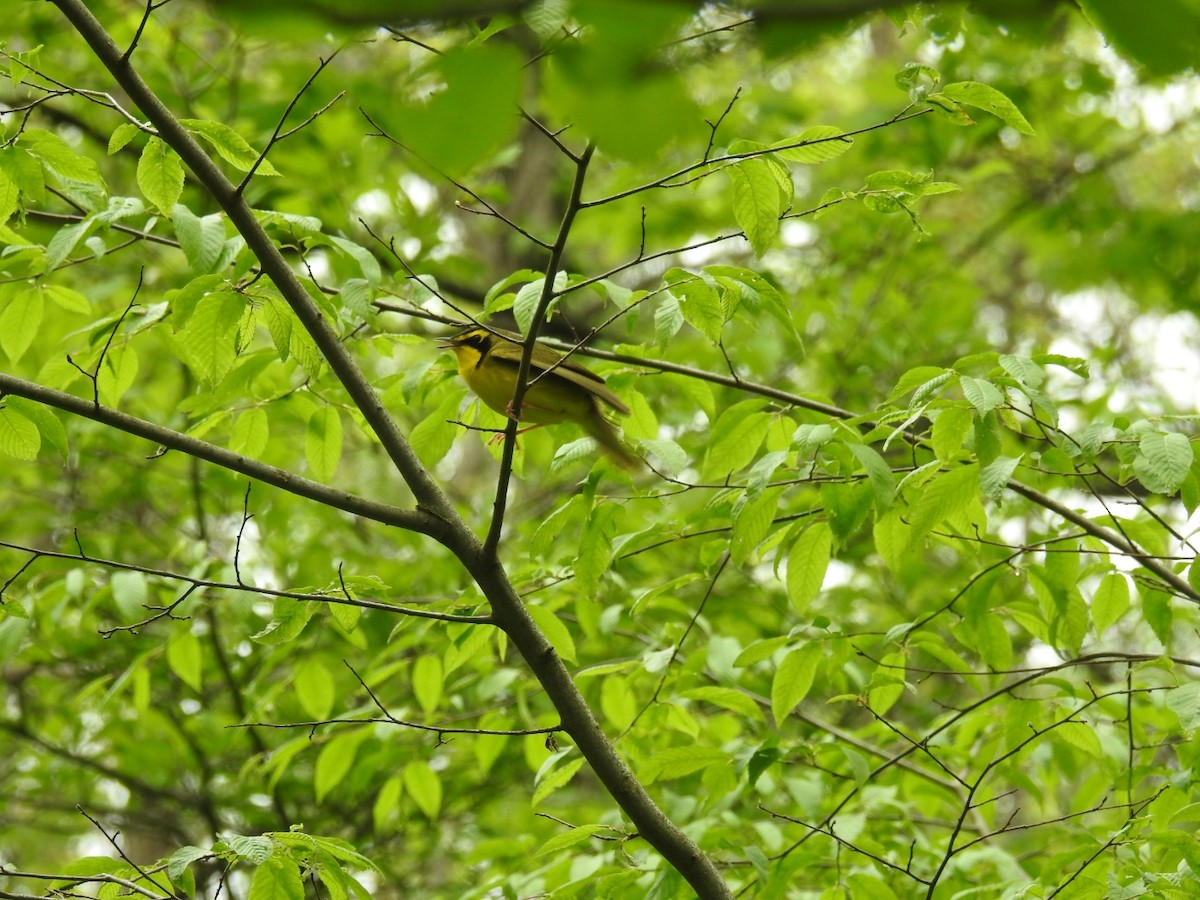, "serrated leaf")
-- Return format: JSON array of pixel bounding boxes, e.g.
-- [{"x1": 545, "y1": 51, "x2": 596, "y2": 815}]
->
[
  {"x1": 731, "y1": 487, "x2": 781, "y2": 565},
  {"x1": 959, "y1": 375, "x2": 1006, "y2": 414},
  {"x1": 774, "y1": 125, "x2": 853, "y2": 164},
  {"x1": 173, "y1": 204, "x2": 226, "y2": 273},
  {"x1": 247, "y1": 848, "x2": 303, "y2": 900},
  {"x1": 771, "y1": 643, "x2": 821, "y2": 725},
  {"x1": 980, "y1": 455, "x2": 1020, "y2": 502},
  {"x1": 654, "y1": 294, "x2": 684, "y2": 348},
  {"x1": 1054, "y1": 721, "x2": 1103, "y2": 757},
  {"x1": 137, "y1": 136, "x2": 184, "y2": 212},
  {"x1": 180, "y1": 290, "x2": 245, "y2": 384},
  {"x1": 305, "y1": 407, "x2": 343, "y2": 482},
  {"x1": 0, "y1": 285, "x2": 43, "y2": 364},
  {"x1": 512, "y1": 279, "x2": 547, "y2": 336},
  {"x1": 412, "y1": 394, "x2": 461, "y2": 468},
  {"x1": 786, "y1": 522, "x2": 831, "y2": 613},
  {"x1": 1166, "y1": 682, "x2": 1200, "y2": 732},
  {"x1": 847, "y1": 443, "x2": 896, "y2": 508},
  {"x1": 97, "y1": 345, "x2": 139, "y2": 406},
  {"x1": 1091, "y1": 573, "x2": 1130, "y2": 633},
  {"x1": 5, "y1": 397, "x2": 67, "y2": 460},
  {"x1": 728, "y1": 158, "x2": 782, "y2": 256},
  {"x1": 532, "y1": 757, "x2": 584, "y2": 807},
  {"x1": 999, "y1": 354, "x2": 1044, "y2": 387},
  {"x1": 231, "y1": 407, "x2": 270, "y2": 458},
  {"x1": 0, "y1": 406, "x2": 41, "y2": 460},
  {"x1": 43, "y1": 284, "x2": 90, "y2": 314},
  {"x1": 1134, "y1": 432, "x2": 1193, "y2": 495},
  {"x1": 640, "y1": 438, "x2": 688, "y2": 475},
  {"x1": 252, "y1": 598, "x2": 317, "y2": 645},
  {"x1": 931, "y1": 406, "x2": 972, "y2": 460},
  {"x1": 182, "y1": 119, "x2": 279, "y2": 175},
  {"x1": 701, "y1": 401, "x2": 770, "y2": 480},
  {"x1": 941, "y1": 81, "x2": 1034, "y2": 134}
]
